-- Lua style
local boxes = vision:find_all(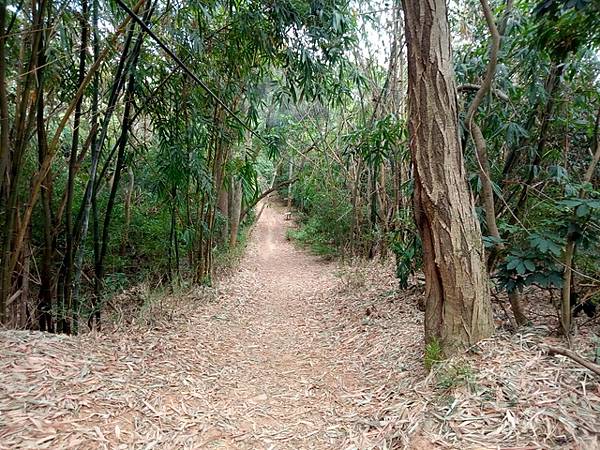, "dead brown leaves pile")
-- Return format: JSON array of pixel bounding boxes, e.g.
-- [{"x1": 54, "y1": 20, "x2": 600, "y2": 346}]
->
[
  {"x1": 1, "y1": 204, "x2": 599, "y2": 449},
  {"x1": 329, "y1": 260, "x2": 600, "y2": 449}
]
